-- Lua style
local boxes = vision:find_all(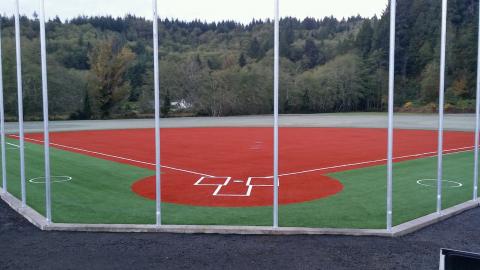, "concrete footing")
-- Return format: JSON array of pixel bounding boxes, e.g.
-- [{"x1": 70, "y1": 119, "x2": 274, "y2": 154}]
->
[{"x1": 1, "y1": 187, "x2": 478, "y2": 236}]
